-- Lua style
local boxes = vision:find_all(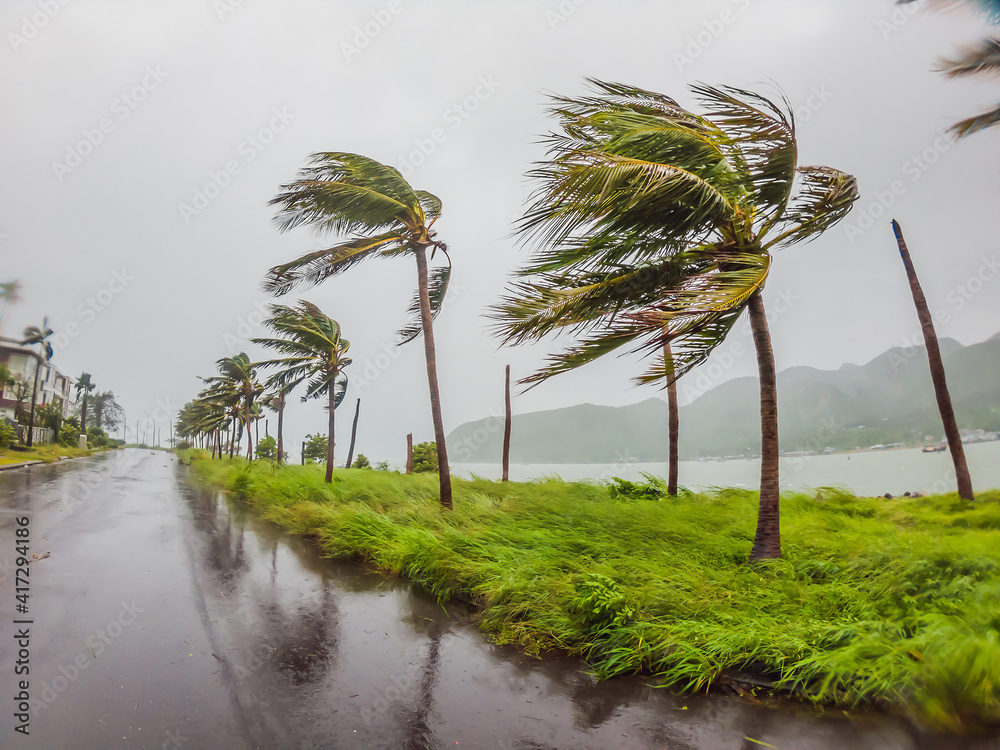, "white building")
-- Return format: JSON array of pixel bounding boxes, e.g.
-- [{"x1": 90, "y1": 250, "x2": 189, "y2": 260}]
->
[{"x1": 0, "y1": 338, "x2": 74, "y2": 423}]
